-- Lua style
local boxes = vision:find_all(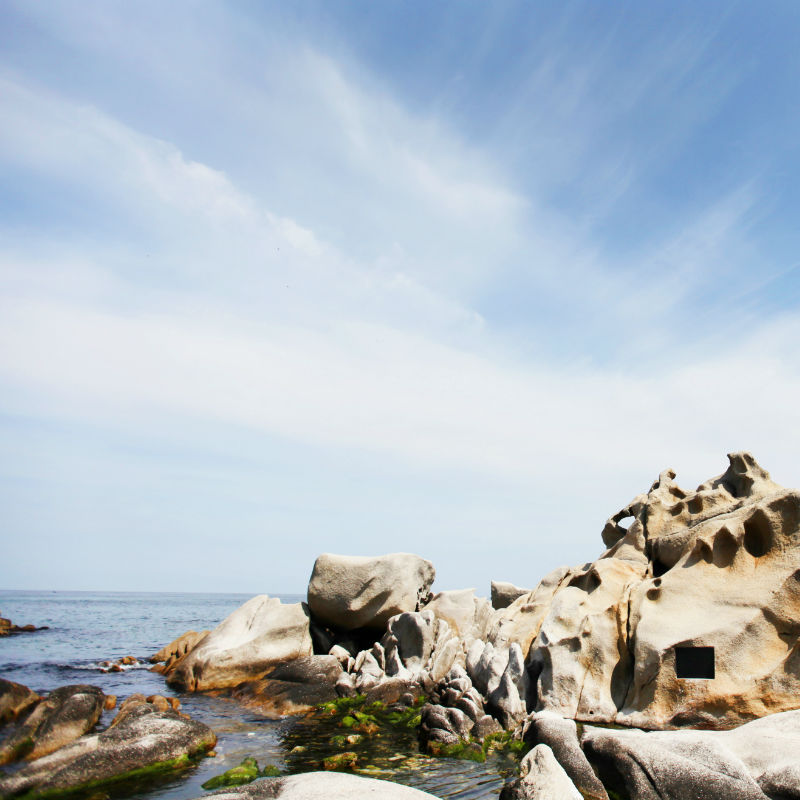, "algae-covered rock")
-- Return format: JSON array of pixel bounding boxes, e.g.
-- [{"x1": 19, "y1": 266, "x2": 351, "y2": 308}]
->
[
  {"x1": 0, "y1": 701, "x2": 216, "y2": 799},
  {"x1": 322, "y1": 751, "x2": 358, "y2": 770},
  {"x1": 202, "y1": 757, "x2": 280, "y2": 790}
]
